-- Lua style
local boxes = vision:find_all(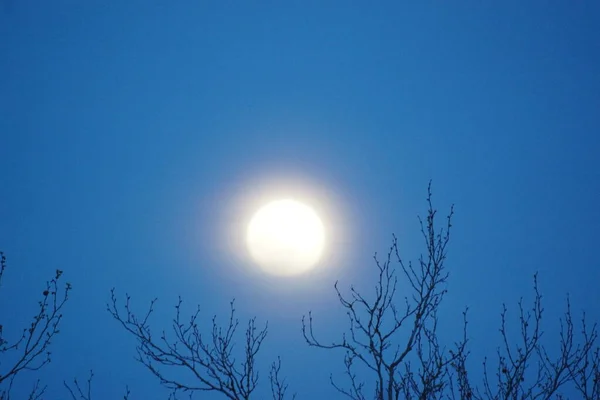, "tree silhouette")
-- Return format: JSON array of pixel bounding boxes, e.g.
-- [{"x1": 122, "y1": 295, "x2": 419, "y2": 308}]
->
[
  {"x1": 108, "y1": 293, "x2": 295, "y2": 400},
  {"x1": 302, "y1": 183, "x2": 459, "y2": 399},
  {"x1": 5, "y1": 183, "x2": 598, "y2": 399},
  {"x1": 302, "y1": 183, "x2": 599, "y2": 399},
  {"x1": 0, "y1": 251, "x2": 71, "y2": 399},
  {"x1": 64, "y1": 370, "x2": 131, "y2": 400}
]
